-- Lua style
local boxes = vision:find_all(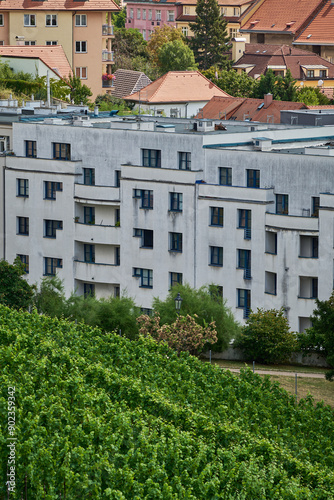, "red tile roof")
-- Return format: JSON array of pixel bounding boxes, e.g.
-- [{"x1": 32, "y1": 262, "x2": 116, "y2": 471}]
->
[
  {"x1": 178, "y1": 0, "x2": 252, "y2": 5},
  {"x1": 295, "y1": 0, "x2": 334, "y2": 45},
  {"x1": 233, "y1": 44, "x2": 334, "y2": 79},
  {"x1": 0, "y1": 45, "x2": 72, "y2": 79},
  {"x1": 123, "y1": 71, "x2": 231, "y2": 103},
  {"x1": 194, "y1": 95, "x2": 306, "y2": 123},
  {"x1": 0, "y1": 0, "x2": 119, "y2": 11},
  {"x1": 241, "y1": 0, "x2": 325, "y2": 35}
]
